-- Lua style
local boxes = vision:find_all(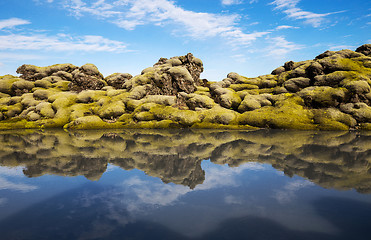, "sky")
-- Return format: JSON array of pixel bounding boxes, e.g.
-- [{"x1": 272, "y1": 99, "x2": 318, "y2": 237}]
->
[{"x1": 0, "y1": 0, "x2": 370, "y2": 81}]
